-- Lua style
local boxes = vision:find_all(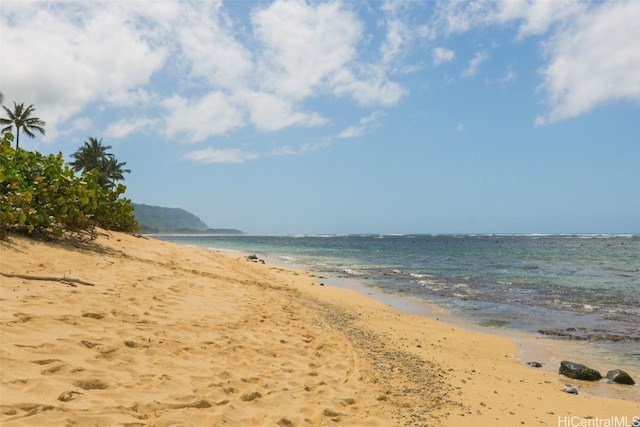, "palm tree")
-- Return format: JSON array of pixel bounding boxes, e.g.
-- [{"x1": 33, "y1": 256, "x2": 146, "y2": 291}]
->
[
  {"x1": 69, "y1": 137, "x2": 130, "y2": 189},
  {"x1": 100, "y1": 156, "x2": 131, "y2": 189},
  {"x1": 0, "y1": 102, "x2": 46, "y2": 149},
  {"x1": 69, "y1": 137, "x2": 112, "y2": 174}
]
